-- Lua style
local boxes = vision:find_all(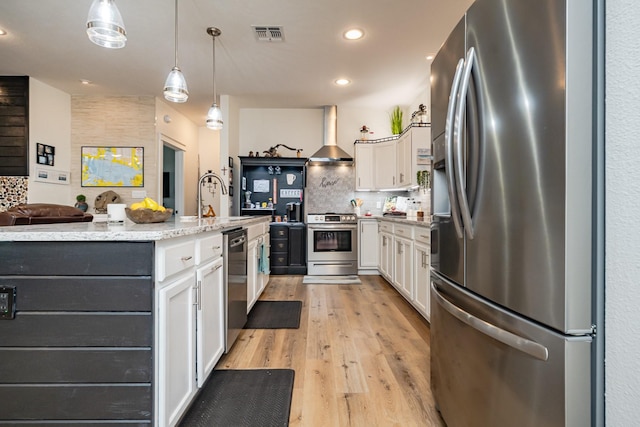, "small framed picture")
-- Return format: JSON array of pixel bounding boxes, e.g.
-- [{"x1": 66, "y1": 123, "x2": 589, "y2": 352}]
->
[
  {"x1": 36, "y1": 143, "x2": 55, "y2": 166},
  {"x1": 228, "y1": 157, "x2": 234, "y2": 168}
]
